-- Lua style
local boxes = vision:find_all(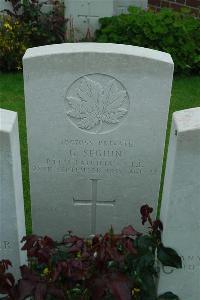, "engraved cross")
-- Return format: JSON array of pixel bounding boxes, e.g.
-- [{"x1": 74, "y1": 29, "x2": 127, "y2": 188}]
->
[{"x1": 73, "y1": 179, "x2": 116, "y2": 235}]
